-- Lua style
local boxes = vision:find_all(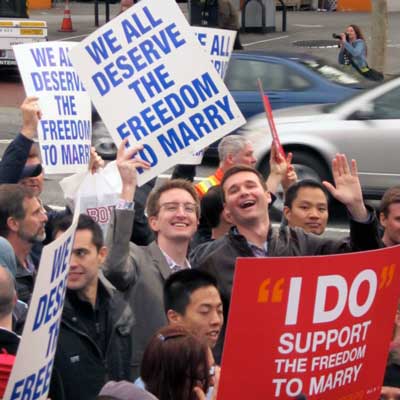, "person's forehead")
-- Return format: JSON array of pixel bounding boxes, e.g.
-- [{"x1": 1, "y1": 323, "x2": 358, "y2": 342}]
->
[
  {"x1": 23, "y1": 196, "x2": 40, "y2": 211},
  {"x1": 387, "y1": 202, "x2": 400, "y2": 217},
  {"x1": 73, "y1": 229, "x2": 95, "y2": 248},
  {"x1": 224, "y1": 171, "x2": 260, "y2": 188},
  {"x1": 159, "y1": 188, "x2": 195, "y2": 202},
  {"x1": 294, "y1": 187, "x2": 328, "y2": 203},
  {"x1": 189, "y1": 286, "x2": 221, "y2": 305}
]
